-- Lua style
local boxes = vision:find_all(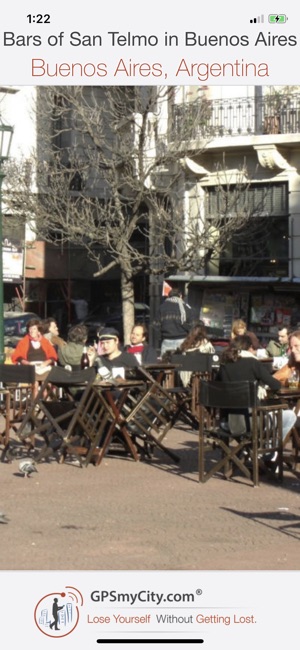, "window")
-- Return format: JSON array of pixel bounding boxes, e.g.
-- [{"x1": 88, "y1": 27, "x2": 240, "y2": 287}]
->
[
  {"x1": 205, "y1": 181, "x2": 288, "y2": 218},
  {"x1": 204, "y1": 182, "x2": 289, "y2": 277}
]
